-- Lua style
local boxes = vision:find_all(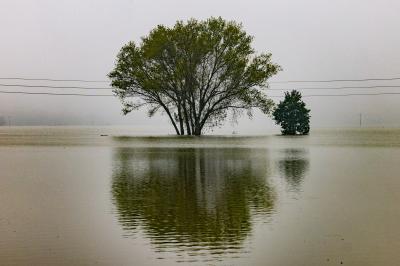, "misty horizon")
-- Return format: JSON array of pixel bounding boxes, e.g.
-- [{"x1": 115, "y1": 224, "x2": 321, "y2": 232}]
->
[{"x1": 1, "y1": 0, "x2": 400, "y2": 134}]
